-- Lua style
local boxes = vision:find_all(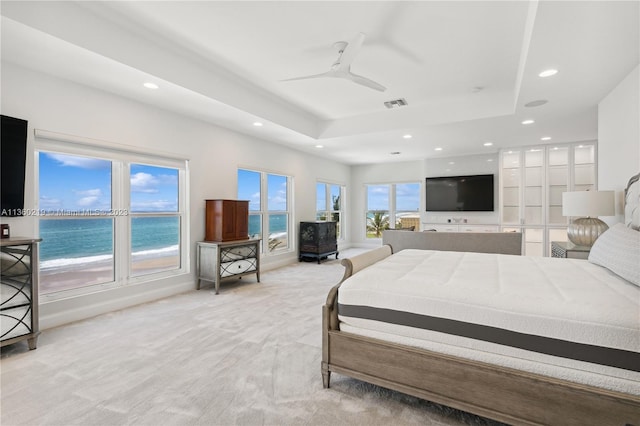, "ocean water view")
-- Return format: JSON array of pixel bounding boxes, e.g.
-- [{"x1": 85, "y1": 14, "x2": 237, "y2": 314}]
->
[
  {"x1": 40, "y1": 214, "x2": 287, "y2": 270},
  {"x1": 248, "y1": 214, "x2": 288, "y2": 239},
  {"x1": 39, "y1": 217, "x2": 180, "y2": 270}
]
